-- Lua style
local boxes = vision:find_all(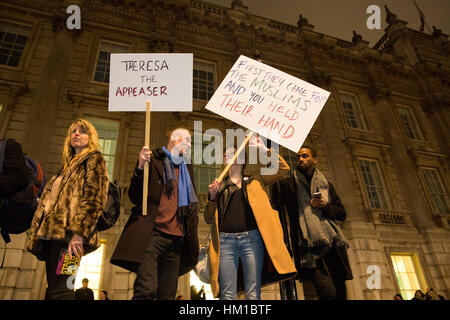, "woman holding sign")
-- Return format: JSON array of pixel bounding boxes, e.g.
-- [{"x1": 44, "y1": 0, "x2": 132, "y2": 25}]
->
[
  {"x1": 27, "y1": 119, "x2": 109, "y2": 300},
  {"x1": 204, "y1": 136, "x2": 296, "y2": 300}
]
